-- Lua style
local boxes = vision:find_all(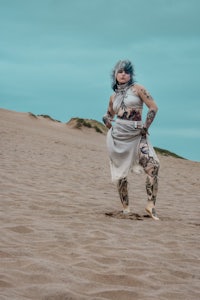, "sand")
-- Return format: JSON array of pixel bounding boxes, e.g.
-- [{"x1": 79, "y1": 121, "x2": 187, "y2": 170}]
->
[{"x1": 0, "y1": 108, "x2": 199, "y2": 300}]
